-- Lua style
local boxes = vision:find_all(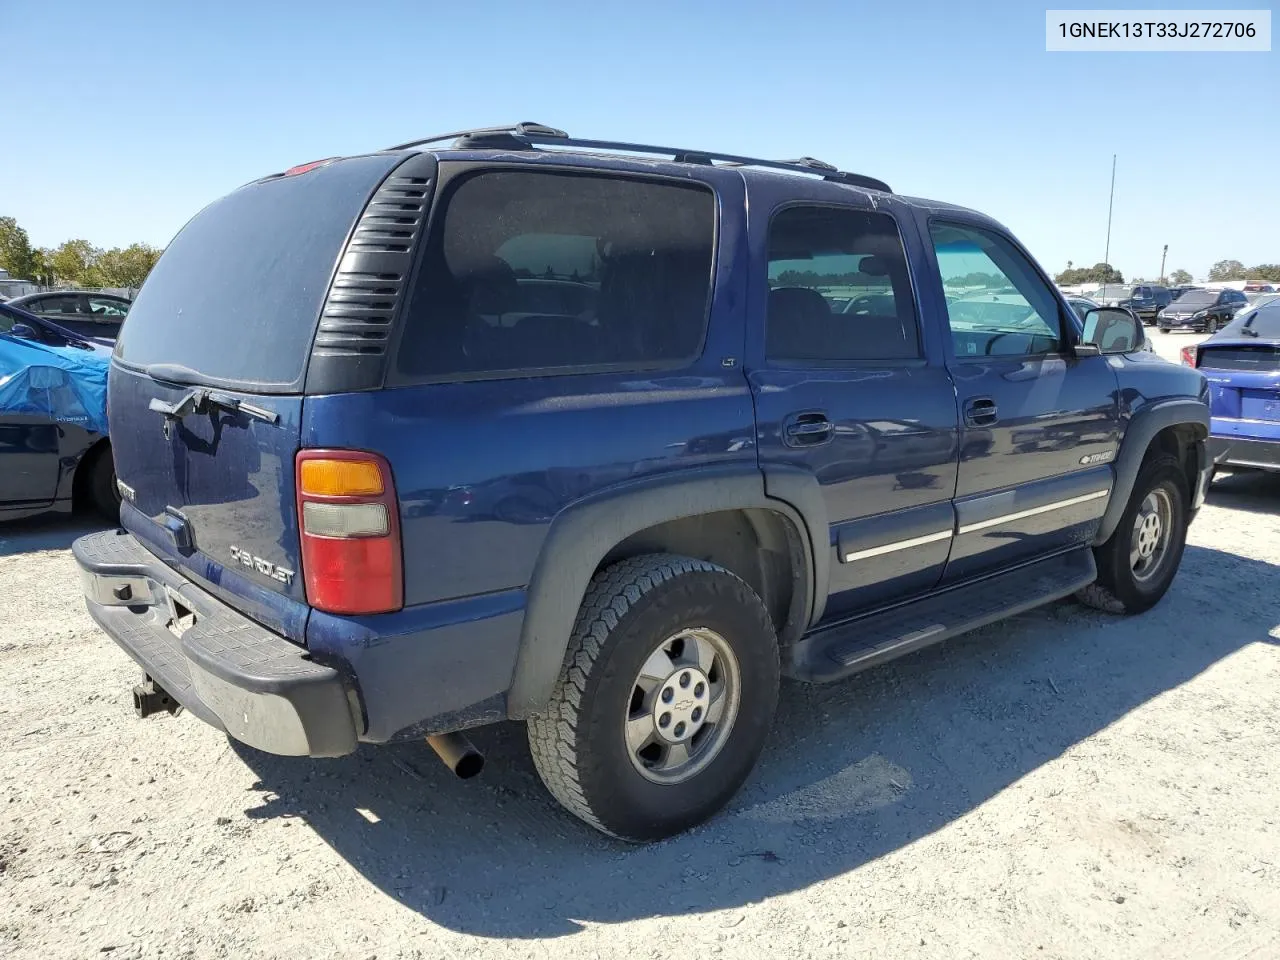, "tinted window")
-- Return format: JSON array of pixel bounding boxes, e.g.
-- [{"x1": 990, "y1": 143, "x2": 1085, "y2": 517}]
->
[
  {"x1": 765, "y1": 205, "x2": 920, "y2": 361},
  {"x1": 930, "y1": 222, "x2": 1063, "y2": 357},
  {"x1": 1226, "y1": 302, "x2": 1280, "y2": 336},
  {"x1": 116, "y1": 152, "x2": 403, "y2": 390},
  {"x1": 395, "y1": 170, "x2": 714, "y2": 380},
  {"x1": 29, "y1": 294, "x2": 81, "y2": 315}
]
